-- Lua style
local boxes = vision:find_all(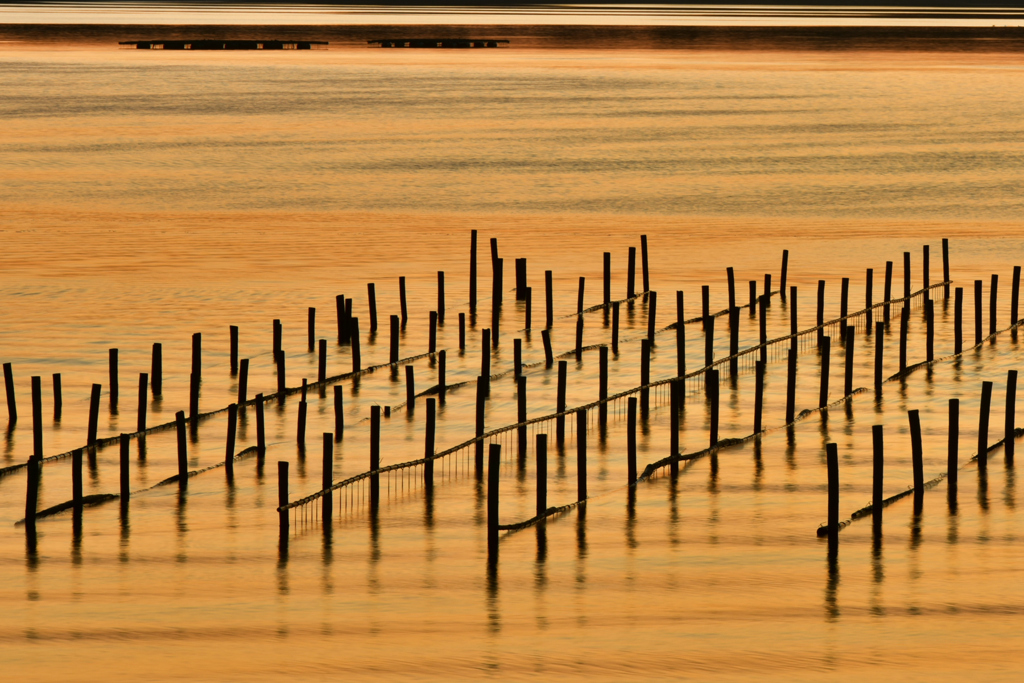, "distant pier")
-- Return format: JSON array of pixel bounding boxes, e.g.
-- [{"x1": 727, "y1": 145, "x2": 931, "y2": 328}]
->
[
  {"x1": 369, "y1": 39, "x2": 509, "y2": 48},
  {"x1": 119, "y1": 40, "x2": 328, "y2": 50}
]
